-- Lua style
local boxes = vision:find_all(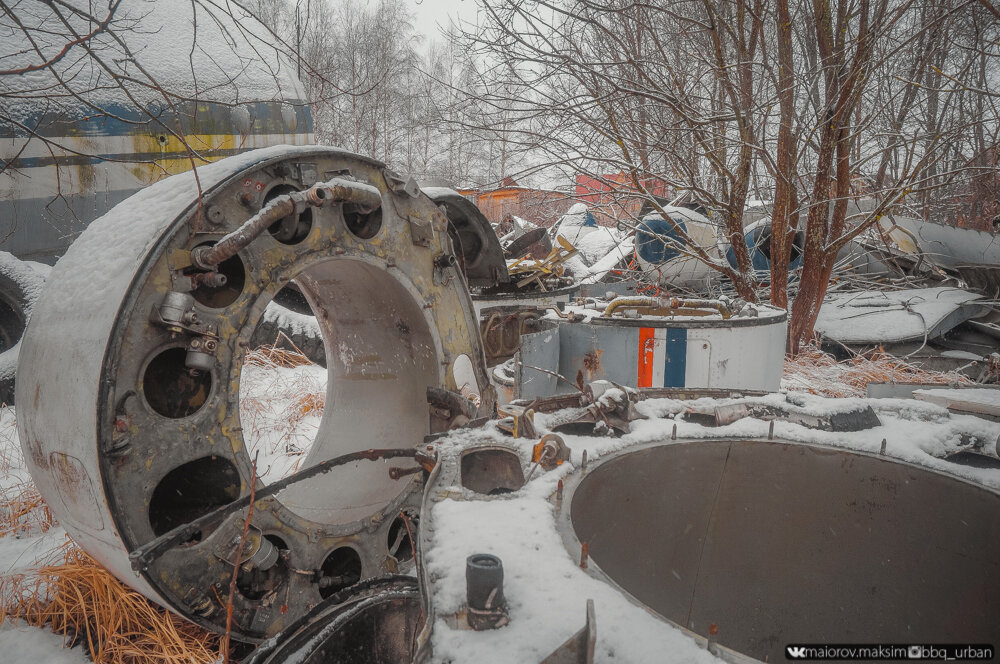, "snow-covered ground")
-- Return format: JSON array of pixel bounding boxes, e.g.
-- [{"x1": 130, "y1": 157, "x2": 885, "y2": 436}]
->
[
  {"x1": 1, "y1": 356, "x2": 998, "y2": 661},
  {"x1": 421, "y1": 389, "x2": 1000, "y2": 662},
  {"x1": 0, "y1": 620, "x2": 88, "y2": 663}
]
